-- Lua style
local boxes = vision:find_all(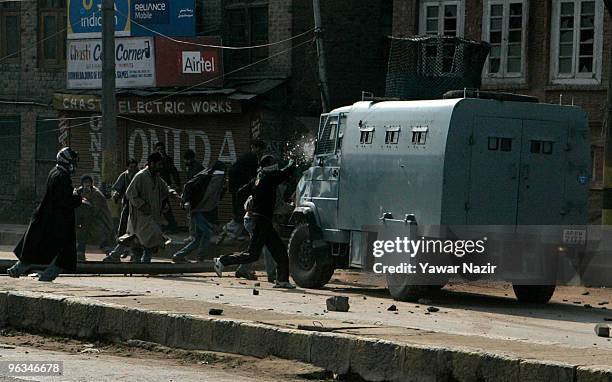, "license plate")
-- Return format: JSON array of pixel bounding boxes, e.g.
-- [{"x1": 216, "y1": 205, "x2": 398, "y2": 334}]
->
[{"x1": 563, "y1": 229, "x2": 586, "y2": 245}]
